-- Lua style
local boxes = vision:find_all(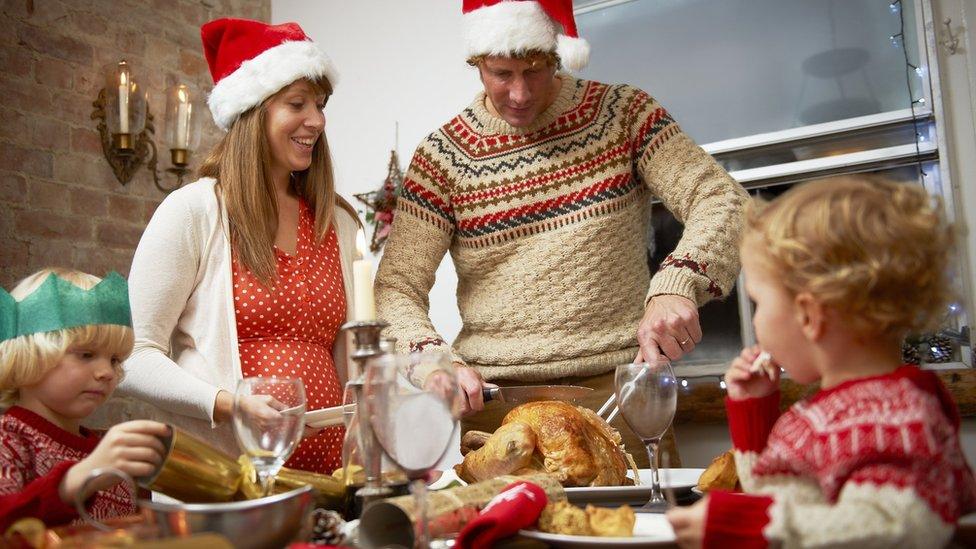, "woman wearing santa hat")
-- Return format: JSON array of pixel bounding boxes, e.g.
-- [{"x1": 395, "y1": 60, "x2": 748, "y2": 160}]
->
[{"x1": 115, "y1": 18, "x2": 359, "y2": 473}]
